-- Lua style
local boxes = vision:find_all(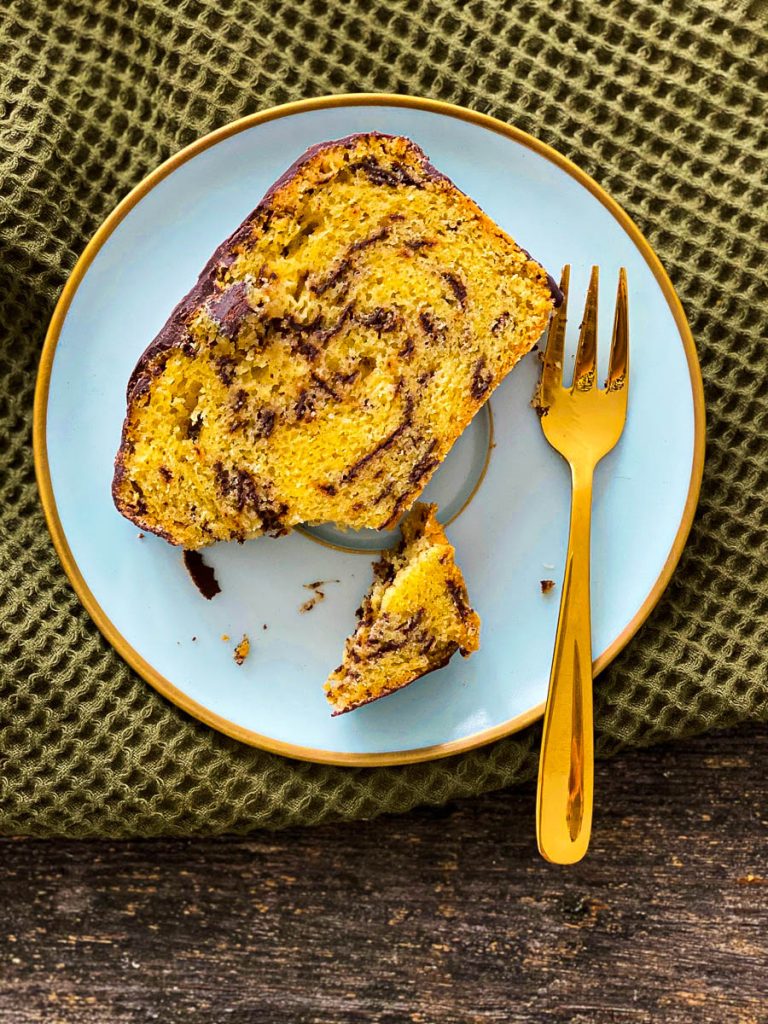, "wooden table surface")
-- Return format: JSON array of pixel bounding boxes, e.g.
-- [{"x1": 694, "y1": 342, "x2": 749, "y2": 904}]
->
[{"x1": 1, "y1": 724, "x2": 766, "y2": 1024}]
